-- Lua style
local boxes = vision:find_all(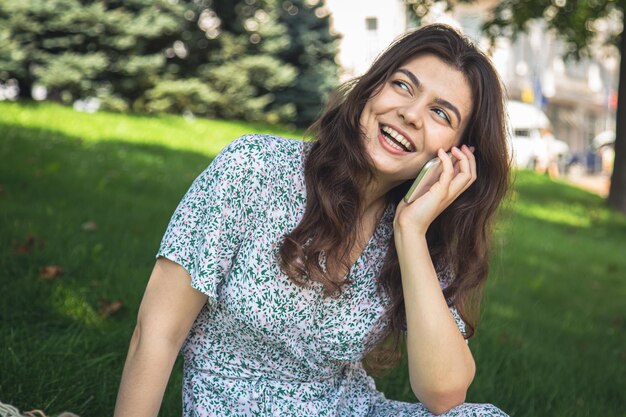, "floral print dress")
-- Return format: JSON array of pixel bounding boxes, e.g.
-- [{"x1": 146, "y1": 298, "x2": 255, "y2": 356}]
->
[{"x1": 157, "y1": 134, "x2": 508, "y2": 417}]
